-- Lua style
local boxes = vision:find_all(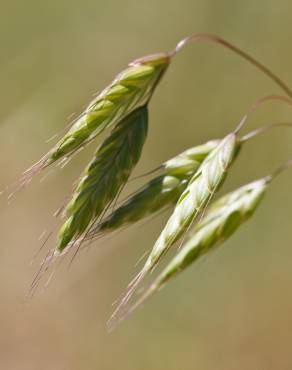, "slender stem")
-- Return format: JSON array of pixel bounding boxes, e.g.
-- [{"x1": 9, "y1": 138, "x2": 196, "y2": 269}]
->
[
  {"x1": 233, "y1": 95, "x2": 292, "y2": 134},
  {"x1": 268, "y1": 159, "x2": 292, "y2": 181},
  {"x1": 241, "y1": 122, "x2": 292, "y2": 142},
  {"x1": 129, "y1": 165, "x2": 163, "y2": 182},
  {"x1": 172, "y1": 33, "x2": 292, "y2": 99}
]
